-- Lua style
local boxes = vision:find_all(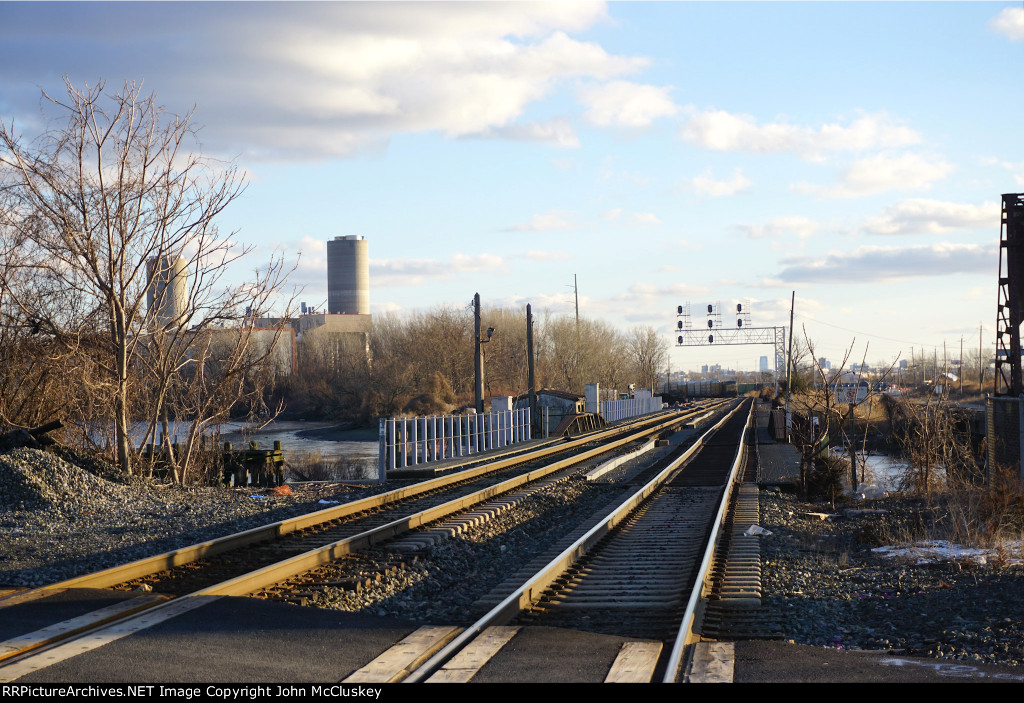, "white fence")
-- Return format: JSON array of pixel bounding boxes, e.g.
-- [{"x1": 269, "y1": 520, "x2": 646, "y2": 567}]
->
[
  {"x1": 600, "y1": 395, "x2": 663, "y2": 423},
  {"x1": 379, "y1": 409, "x2": 532, "y2": 474}
]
